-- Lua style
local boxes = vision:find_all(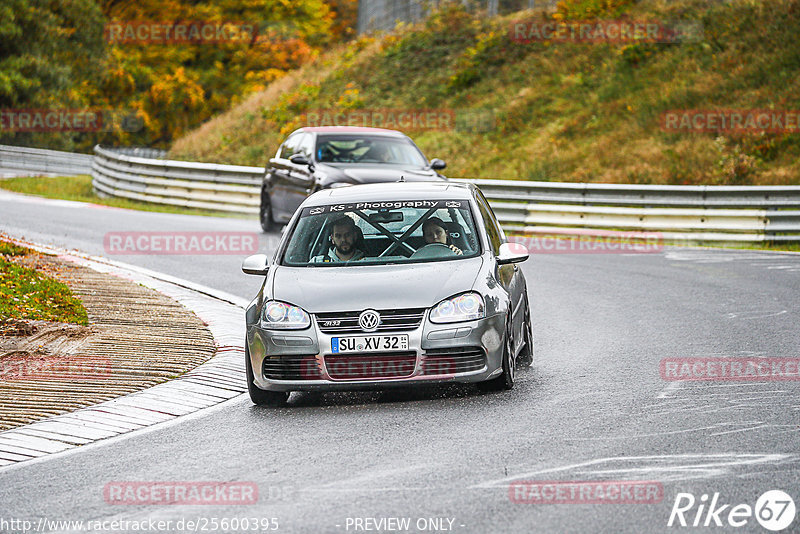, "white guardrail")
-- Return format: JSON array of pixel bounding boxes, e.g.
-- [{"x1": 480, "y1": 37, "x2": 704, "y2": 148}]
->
[
  {"x1": 3, "y1": 144, "x2": 800, "y2": 243},
  {"x1": 456, "y1": 179, "x2": 800, "y2": 243},
  {"x1": 90, "y1": 145, "x2": 800, "y2": 243},
  {"x1": 91, "y1": 145, "x2": 259, "y2": 214},
  {"x1": 0, "y1": 144, "x2": 93, "y2": 176}
]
